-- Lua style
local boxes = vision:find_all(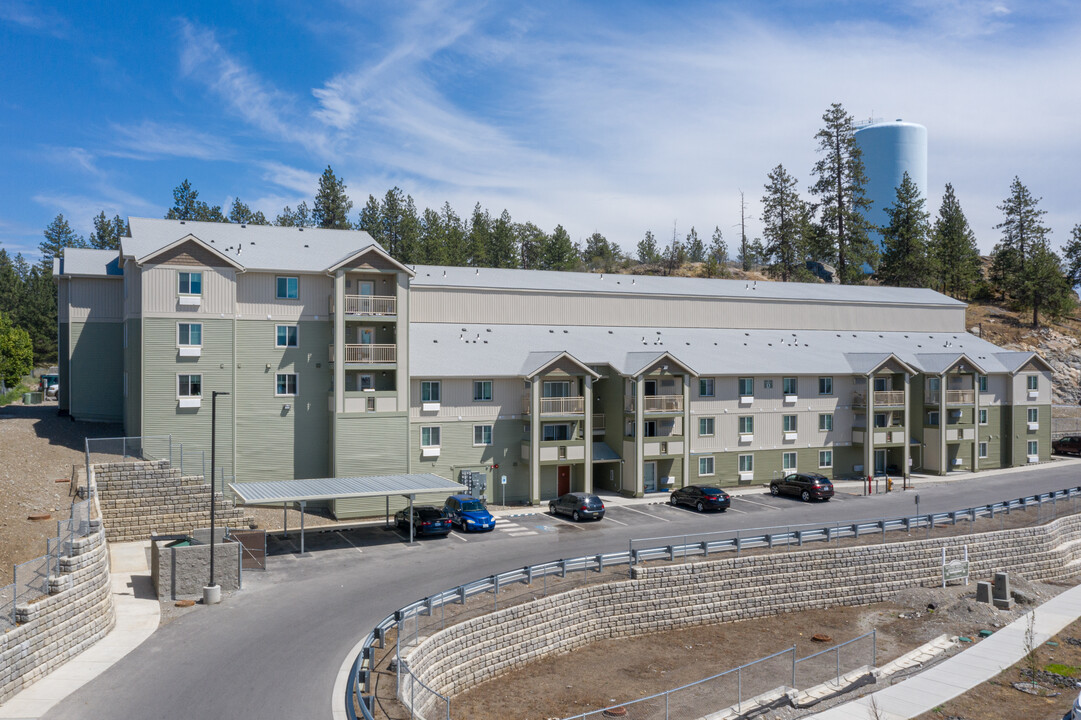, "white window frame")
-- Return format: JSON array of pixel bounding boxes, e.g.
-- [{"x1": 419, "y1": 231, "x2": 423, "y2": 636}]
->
[
  {"x1": 421, "y1": 426, "x2": 441, "y2": 447},
  {"x1": 542, "y1": 423, "x2": 571, "y2": 442},
  {"x1": 927, "y1": 411, "x2": 939, "y2": 426},
  {"x1": 473, "y1": 380, "x2": 493, "y2": 402},
  {"x1": 473, "y1": 424, "x2": 493, "y2": 446},
  {"x1": 738, "y1": 454, "x2": 753, "y2": 473},
  {"x1": 818, "y1": 376, "x2": 833, "y2": 396},
  {"x1": 738, "y1": 416, "x2": 754, "y2": 435},
  {"x1": 1028, "y1": 440, "x2": 1038, "y2": 456},
  {"x1": 698, "y1": 456, "x2": 715, "y2": 476},
  {"x1": 699, "y1": 378, "x2": 715, "y2": 397},
  {"x1": 782, "y1": 415, "x2": 797, "y2": 433},
  {"x1": 737, "y1": 377, "x2": 754, "y2": 398},
  {"x1": 178, "y1": 271, "x2": 202, "y2": 295},
  {"x1": 978, "y1": 442, "x2": 988, "y2": 459},
  {"x1": 979, "y1": 409, "x2": 988, "y2": 425},
  {"x1": 819, "y1": 413, "x2": 833, "y2": 432},
  {"x1": 818, "y1": 449, "x2": 833, "y2": 468},
  {"x1": 276, "y1": 325, "x2": 299, "y2": 348},
  {"x1": 177, "y1": 373, "x2": 202, "y2": 408},
  {"x1": 1027, "y1": 407, "x2": 1038, "y2": 423},
  {"x1": 177, "y1": 322, "x2": 203, "y2": 357},
  {"x1": 421, "y1": 380, "x2": 441, "y2": 403},
  {"x1": 275, "y1": 373, "x2": 298, "y2": 397},
  {"x1": 276, "y1": 275, "x2": 299, "y2": 300},
  {"x1": 782, "y1": 377, "x2": 797, "y2": 396},
  {"x1": 1027, "y1": 375, "x2": 1039, "y2": 391},
  {"x1": 699, "y1": 417, "x2": 715, "y2": 437},
  {"x1": 782, "y1": 451, "x2": 797, "y2": 471}
]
